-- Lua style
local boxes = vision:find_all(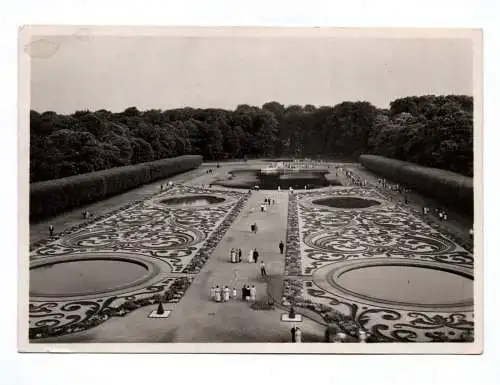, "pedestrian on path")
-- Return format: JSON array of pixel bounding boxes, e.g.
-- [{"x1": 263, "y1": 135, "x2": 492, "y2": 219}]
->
[
  {"x1": 248, "y1": 248, "x2": 254, "y2": 263},
  {"x1": 215, "y1": 286, "x2": 221, "y2": 302},
  {"x1": 291, "y1": 325, "x2": 297, "y2": 342},
  {"x1": 295, "y1": 327, "x2": 302, "y2": 343},
  {"x1": 232, "y1": 288, "x2": 237, "y2": 299},
  {"x1": 238, "y1": 248, "x2": 242, "y2": 262},
  {"x1": 223, "y1": 286, "x2": 230, "y2": 302},
  {"x1": 244, "y1": 285, "x2": 251, "y2": 301},
  {"x1": 210, "y1": 286, "x2": 216, "y2": 300},
  {"x1": 49, "y1": 225, "x2": 54, "y2": 237},
  {"x1": 250, "y1": 285, "x2": 256, "y2": 301},
  {"x1": 260, "y1": 261, "x2": 267, "y2": 276},
  {"x1": 253, "y1": 249, "x2": 259, "y2": 263},
  {"x1": 279, "y1": 241, "x2": 284, "y2": 254}
]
